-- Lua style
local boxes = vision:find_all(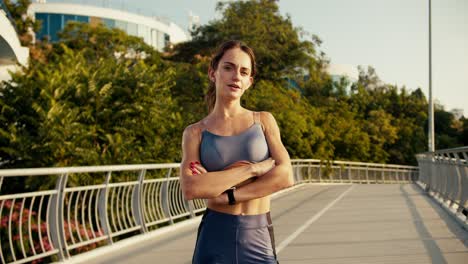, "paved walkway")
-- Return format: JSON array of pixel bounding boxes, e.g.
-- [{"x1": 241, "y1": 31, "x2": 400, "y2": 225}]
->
[{"x1": 85, "y1": 184, "x2": 468, "y2": 264}]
